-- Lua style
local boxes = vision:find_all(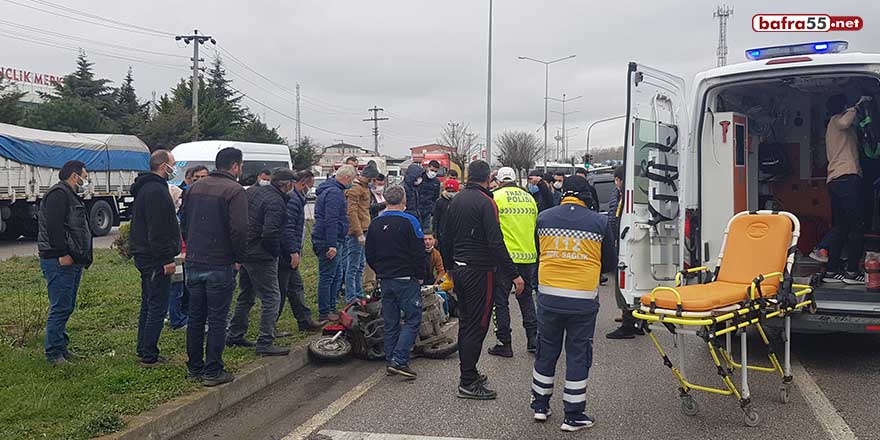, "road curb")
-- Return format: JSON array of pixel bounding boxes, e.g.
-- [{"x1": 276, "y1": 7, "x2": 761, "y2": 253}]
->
[{"x1": 98, "y1": 339, "x2": 314, "y2": 440}]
